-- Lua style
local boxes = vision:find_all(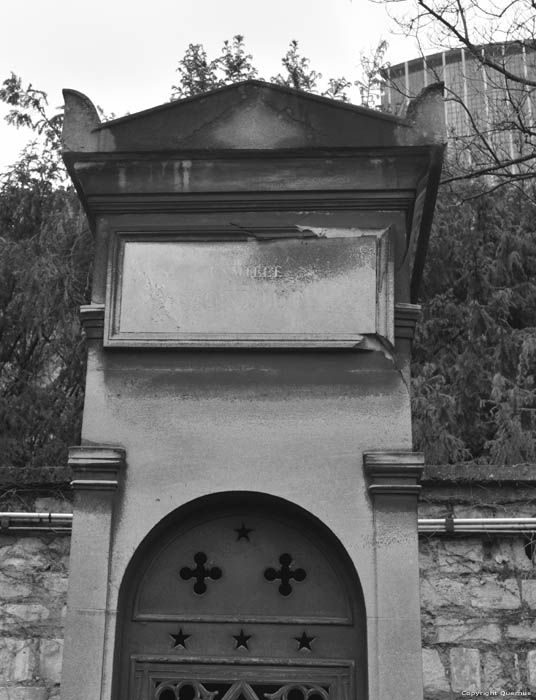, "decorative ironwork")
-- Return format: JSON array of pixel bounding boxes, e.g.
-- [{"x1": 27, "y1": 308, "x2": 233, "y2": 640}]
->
[
  {"x1": 264, "y1": 684, "x2": 329, "y2": 700},
  {"x1": 294, "y1": 631, "x2": 315, "y2": 651},
  {"x1": 232, "y1": 629, "x2": 251, "y2": 650},
  {"x1": 154, "y1": 681, "x2": 218, "y2": 700},
  {"x1": 234, "y1": 522, "x2": 253, "y2": 541},
  {"x1": 154, "y1": 681, "x2": 329, "y2": 700},
  {"x1": 179, "y1": 552, "x2": 222, "y2": 594},
  {"x1": 264, "y1": 553, "x2": 306, "y2": 596},
  {"x1": 169, "y1": 628, "x2": 190, "y2": 649}
]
